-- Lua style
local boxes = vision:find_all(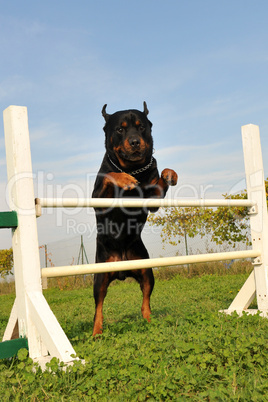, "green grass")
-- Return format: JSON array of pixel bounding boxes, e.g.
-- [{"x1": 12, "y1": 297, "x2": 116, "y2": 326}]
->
[{"x1": 0, "y1": 271, "x2": 268, "y2": 401}]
